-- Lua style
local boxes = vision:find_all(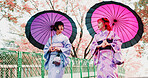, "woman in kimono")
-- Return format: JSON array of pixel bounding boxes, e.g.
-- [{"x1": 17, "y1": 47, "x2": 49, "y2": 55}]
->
[
  {"x1": 90, "y1": 18, "x2": 124, "y2": 78},
  {"x1": 43, "y1": 21, "x2": 71, "y2": 78}
]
